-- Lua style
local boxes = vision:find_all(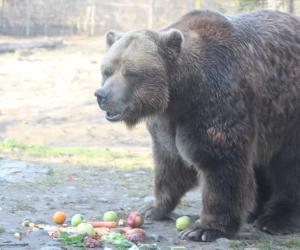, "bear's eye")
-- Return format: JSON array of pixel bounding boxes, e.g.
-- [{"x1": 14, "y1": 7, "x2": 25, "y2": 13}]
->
[
  {"x1": 102, "y1": 68, "x2": 114, "y2": 78},
  {"x1": 124, "y1": 70, "x2": 140, "y2": 79}
]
